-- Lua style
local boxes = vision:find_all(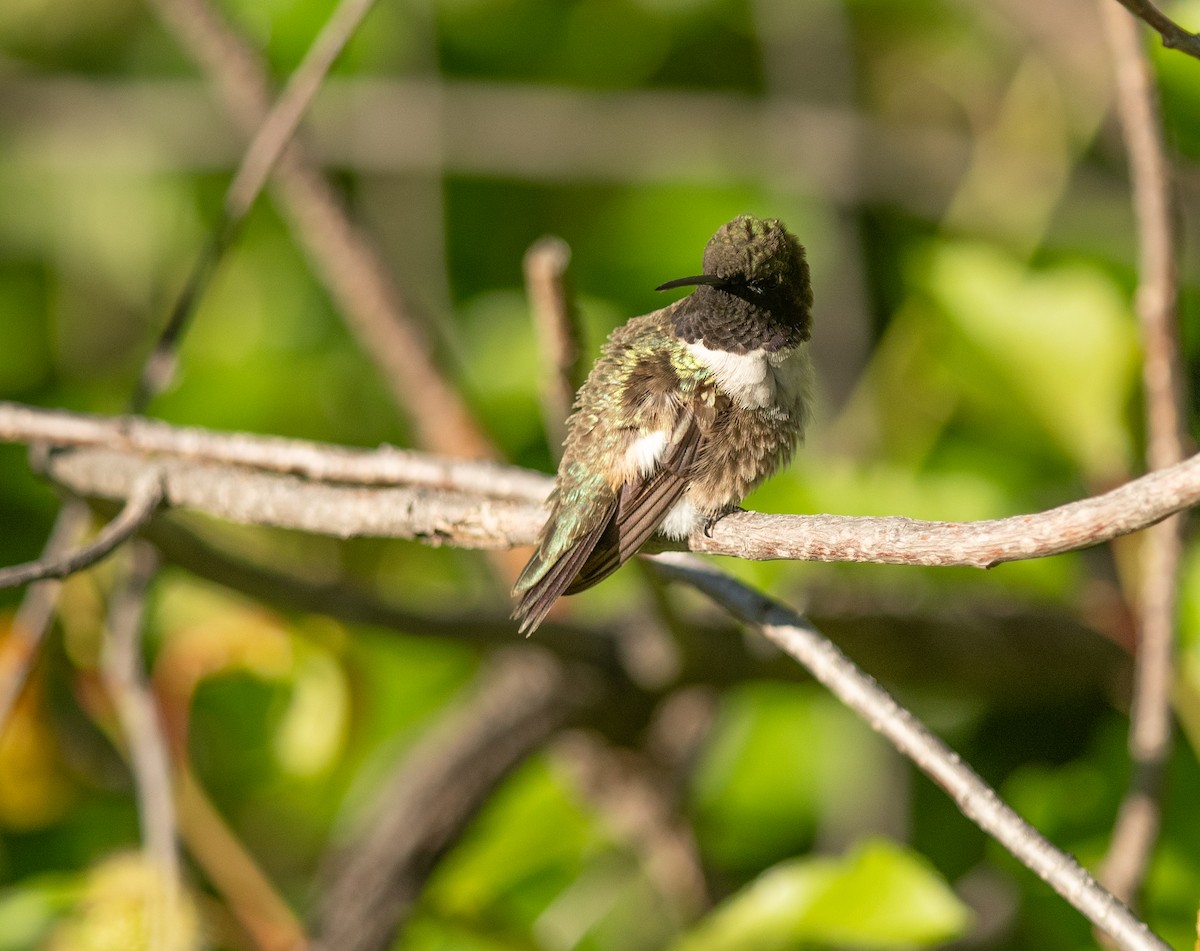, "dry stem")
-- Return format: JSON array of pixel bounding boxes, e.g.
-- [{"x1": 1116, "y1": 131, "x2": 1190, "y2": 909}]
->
[
  {"x1": 654, "y1": 553, "x2": 1171, "y2": 951},
  {"x1": 1100, "y1": 0, "x2": 1187, "y2": 907}
]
